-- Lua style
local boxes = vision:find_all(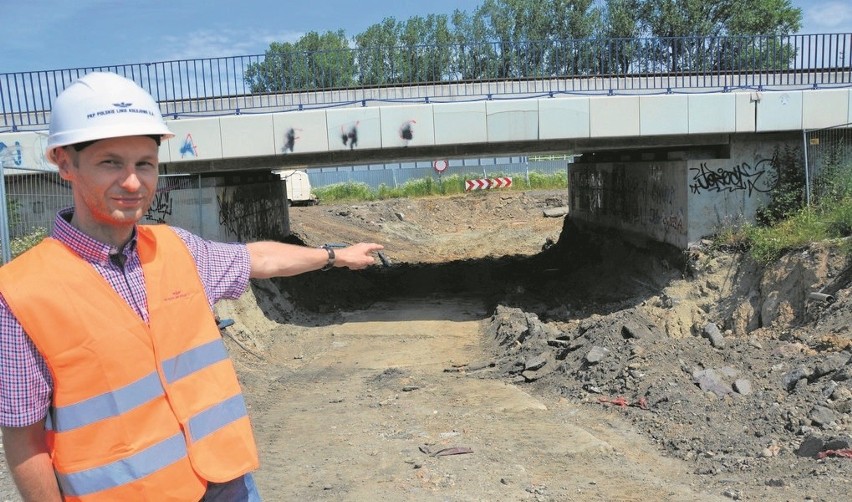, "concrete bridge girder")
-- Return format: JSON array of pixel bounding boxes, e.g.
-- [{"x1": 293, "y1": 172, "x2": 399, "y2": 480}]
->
[{"x1": 1, "y1": 88, "x2": 849, "y2": 248}]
